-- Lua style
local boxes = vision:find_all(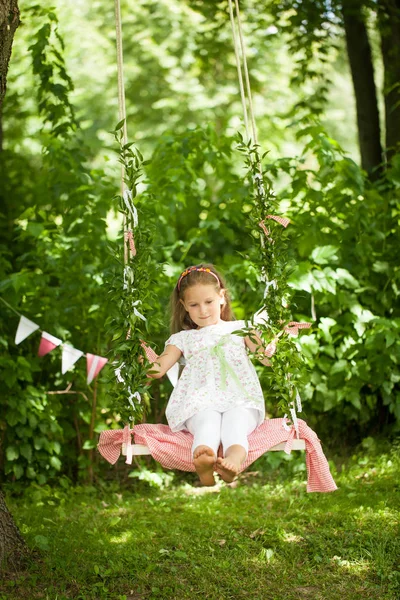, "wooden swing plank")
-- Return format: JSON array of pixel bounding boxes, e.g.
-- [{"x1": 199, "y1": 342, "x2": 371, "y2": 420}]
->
[{"x1": 123, "y1": 439, "x2": 305, "y2": 457}]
